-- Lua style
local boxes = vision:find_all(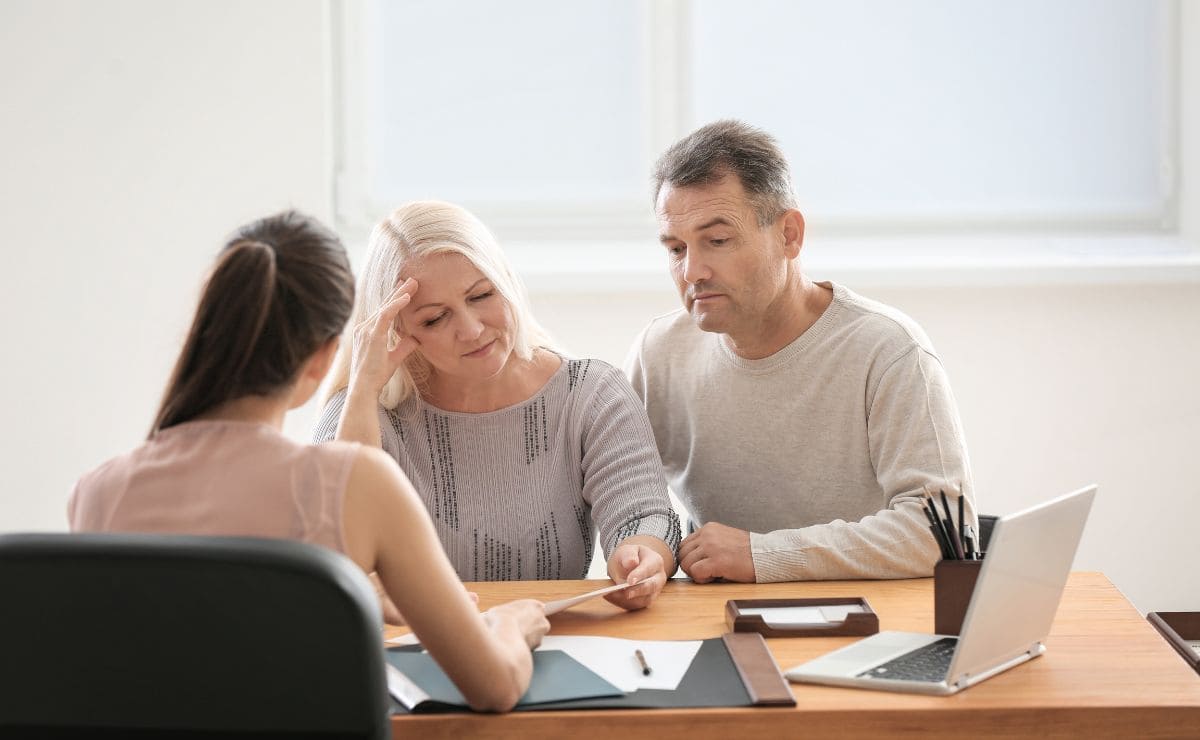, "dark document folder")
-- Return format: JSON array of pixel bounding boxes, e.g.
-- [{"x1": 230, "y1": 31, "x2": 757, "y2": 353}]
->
[
  {"x1": 386, "y1": 649, "x2": 623, "y2": 712},
  {"x1": 388, "y1": 633, "x2": 793, "y2": 714}
]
